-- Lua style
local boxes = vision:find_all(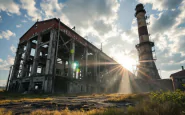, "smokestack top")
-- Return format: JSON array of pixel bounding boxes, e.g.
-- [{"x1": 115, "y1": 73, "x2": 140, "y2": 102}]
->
[
  {"x1": 182, "y1": 66, "x2": 184, "y2": 70},
  {"x1": 135, "y1": 3, "x2": 146, "y2": 17}
]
